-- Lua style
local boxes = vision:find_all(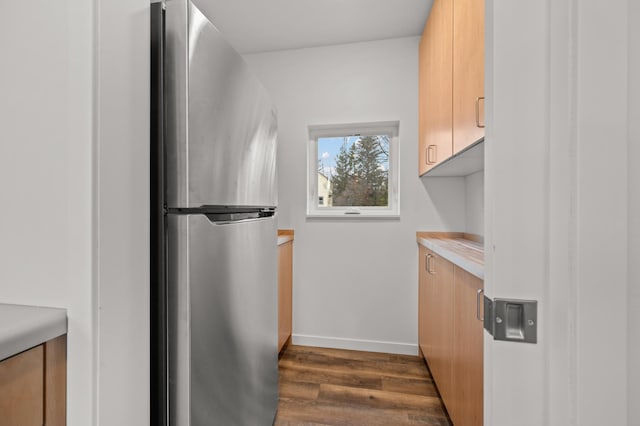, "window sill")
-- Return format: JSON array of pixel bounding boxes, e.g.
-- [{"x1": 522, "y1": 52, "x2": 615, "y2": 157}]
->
[{"x1": 306, "y1": 212, "x2": 400, "y2": 220}]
